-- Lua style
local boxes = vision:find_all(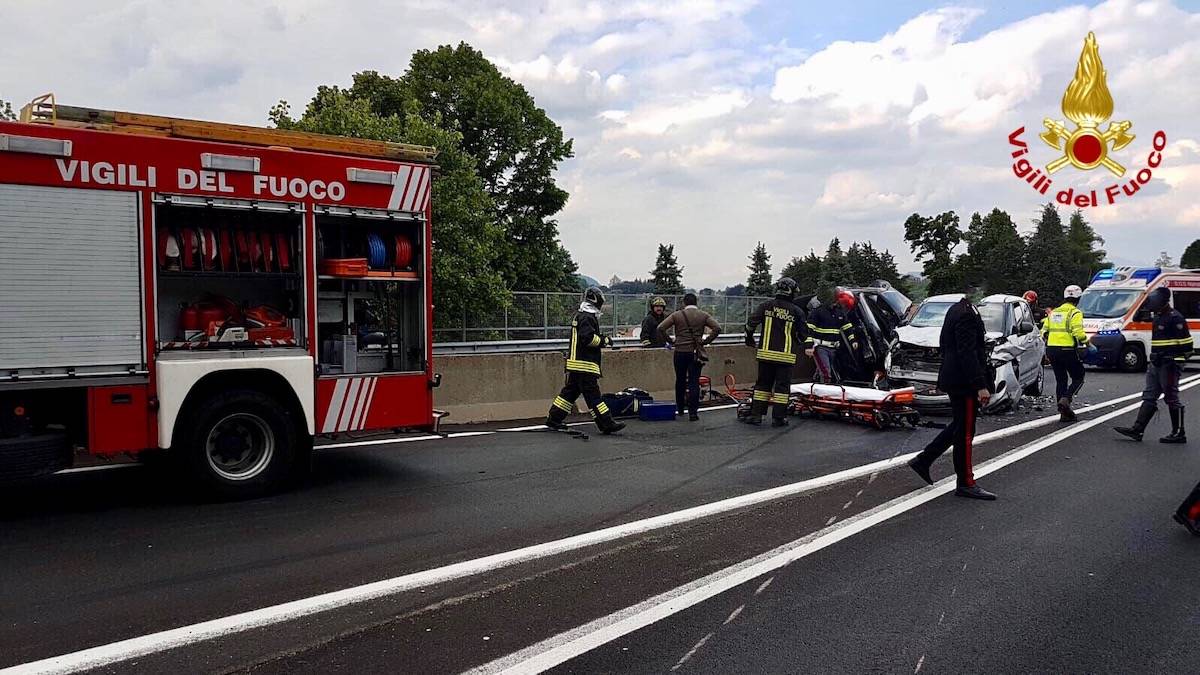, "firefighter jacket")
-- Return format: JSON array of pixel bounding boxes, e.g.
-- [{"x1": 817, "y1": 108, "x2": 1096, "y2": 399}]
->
[
  {"x1": 806, "y1": 305, "x2": 853, "y2": 349},
  {"x1": 568, "y1": 305, "x2": 610, "y2": 376},
  {"x1": 1151, "y1": 308, "x2": 1194, "y2": 362},
  {"x1": 746, "y1": 299, "x2": 806, "y2": 365},
  {"x1": 640, "y1": 312, "x2": 668, "y2": 347},
  {"x1": 1042, "y1": 302, "x2": 1086, "y2": 348}
]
